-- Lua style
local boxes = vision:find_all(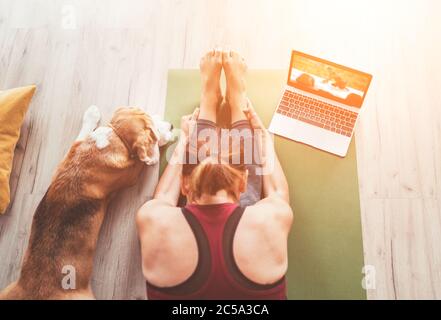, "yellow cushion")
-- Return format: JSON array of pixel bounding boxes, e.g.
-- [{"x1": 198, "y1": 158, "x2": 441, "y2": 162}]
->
[{"x1": 0, "y1": 85, "x2": 36, "y2": 214}]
